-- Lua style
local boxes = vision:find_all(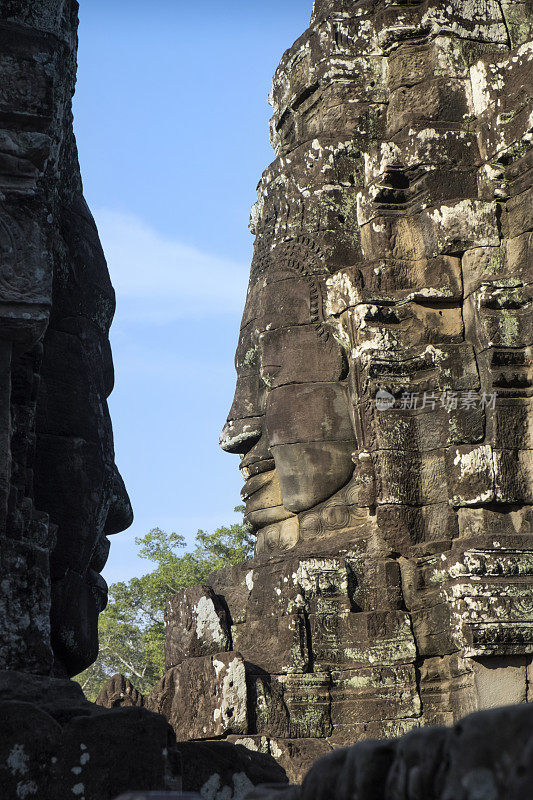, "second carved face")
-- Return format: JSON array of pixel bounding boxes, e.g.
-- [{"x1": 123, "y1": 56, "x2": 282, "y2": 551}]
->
[{"x1": 34, "y1": 196, "x2": 133, "y2": 677}]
